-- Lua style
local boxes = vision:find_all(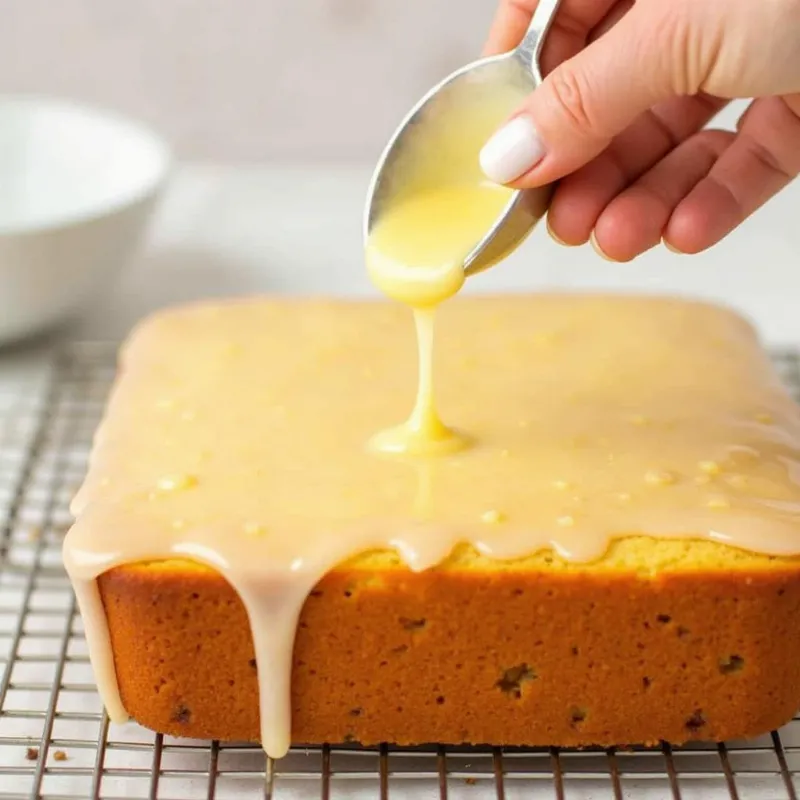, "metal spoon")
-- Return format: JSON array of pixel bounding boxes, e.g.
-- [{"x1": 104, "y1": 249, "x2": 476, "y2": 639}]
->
[{"x1": 364, "y1": 0, "x2": 562, "y2": 277}]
